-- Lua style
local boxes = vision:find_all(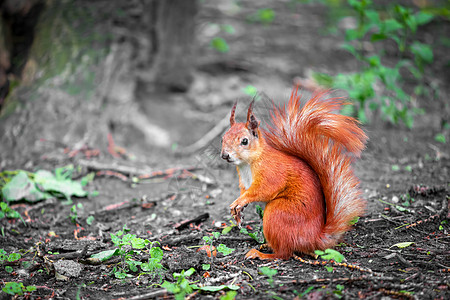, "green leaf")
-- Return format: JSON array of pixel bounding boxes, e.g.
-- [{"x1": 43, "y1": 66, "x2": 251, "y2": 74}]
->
[
  {"x1": 34, "y1": 170, "x2": 87, "y2": 200},
  {"x1": 325, "y1": 266, "x2": 334, "y2": 272},
  {"x1": 5, "y1": 207, "x2": 21, "y2": 219},
  {"x1": 80, "y1": 172, "x2": 95, "y2": 186},
  {"x1": 127, "y1": 259, "x2": 141, "y2": 272},
  {"x1": 365, "y1": 9, "x2": 380, "y2": 26},
  {"x1": 349, "y1": 217, "x2": 360, "y2": 225},
  {"x1": 414, "y1": 11, "x2": 434, "y2": 26},
  {"x1": 3, "y1": 282, "x2": 24, "y2": 295},
  {"x1": 150, "y1": 247, "x2": 163, "y2": 261},
  {"x1": 26, "y1": 286, "x2": 36, "y2": 292},
  {"x1": 8, "y1": 253, "x2": 21, "y2": 262},
  {"x1": 299, "y1": 286, "x2": 315, "y2": 297},
  {"x1": 434, "y1": 133, "x2": 446, "y2": 144},
  {"x1": 114, "y1": 271, "x2": 127, "y2": 279},
  {"x1": 183, "y1": 267, "x2": 196, "y2": 277},
  {"x1": 345, "y1": 29, "x2": 359, "y2": 41},
  {"x1": 221, "y1": 24, "x2": 235, "y2": 34},
  {"x1": 90, "y1": 249, "x2": 119, "y2": 261},
  {"x1": 357, "y1": 109, "x2": 367, "y2": 124},
  {"x1": 314, "y1": 250, "x2": 325, "y2": 256},
  {"x1": 210, "y1": 37, "x2": 229, "y2": 53},
  {"x1": 131, "y1": 237, "x2": 146, "y2": 249},
  {"x1": 242, "y1": 85, "x2": 258, "y2": 97},
  {"x1": 312, "y1": 72, "x2": 334, "y2": 88},
  {"x1": 194, "y1": 284, "x2": 240, "y2": 292},
  {"x1": 202, "y1": 264, "x2": 210, "y2": 271},
  {"x1": 161, "y1": 281, "x2": 179, "y2": 293},
  {"x1": 86, "y1": 215, "x2": 95, "y2": 225},
  {"x1": 391, "y1": 242, "x2": 414, "y2": 249},
  {"x1": 340, "y1": 104, "x2": 355, "y2": 116},
  {"x1": 2, "y1": 171, "x2": 51, "y2": 202},
  {"x1": 217, "y1": 244, "x2": 235, "y2": 256},
  {"x1": 320, "y1": 249, "x2": 345, "y2": 263},
  {"x1": 340, "y1": 43, "x2": 358, "y2": 57},
  {"x1": 220, "y1": 290, "x2": 238, "y2": 300},
  {"x1": 5, "y1": 265, "x2": 13, "y2": 273},
  {"x1": 382, "y1": 19, "x2": 403, "y2": 33},
  {"x1": 370, "y1": 33, "x2": 387, "y2": 42},
  {"x1": 410, "y1": 42, "x2": 433, "y2": 63},
  {"x1": 367, "y1": 55, "x2": 380, "y2": 67},
  {"x1": 203, "y1": 236, "x2": 213, "y2": 244},
  {"x1": 0, "y1": 249, "x2": 7, "y2": 261},
  {"x1": 257, "y1": 8, "x2": 275, "y2": 24},
  {"x1": 259, "y1": 266, "x2": 277, "y2": 277},
  {"x1": 221, "y1": 226, "x2": 233, "y2": 235},
  {"x1": 255, "y1": 205, "x2": 264, "y2": 219}
]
